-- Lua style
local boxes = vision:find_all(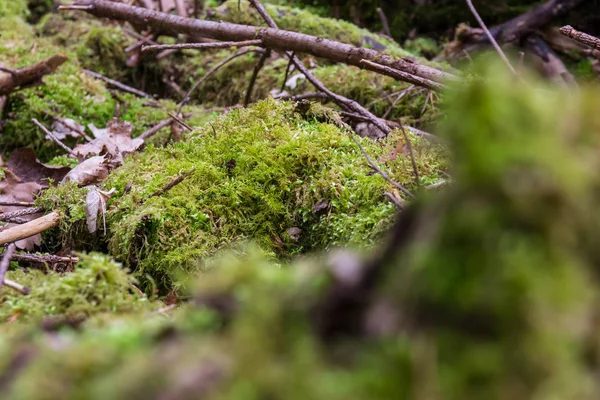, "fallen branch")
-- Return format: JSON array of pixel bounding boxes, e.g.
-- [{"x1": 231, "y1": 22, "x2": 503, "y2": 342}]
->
[
  {"x1": 63, "y1": 0, "x2": 457, "y2": 88},
  {"x1": 3, "y1": 278, "x2": 30, "y2": 295},
  {"x1": 460, "y1": 0, "x2": 585, "y2": 53},
  {"x1": 0, "y1": 212, "x2": 61, "y2": 246},
  {"x1": 525, "y1": 34, "x2": 576, "y2": 86},
  {"x1": 2, "y1": 252, "x2": 79, "y2": 265},
  {"x1": 0, "y1": 55, "x2": 68, "y2": 96}
]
